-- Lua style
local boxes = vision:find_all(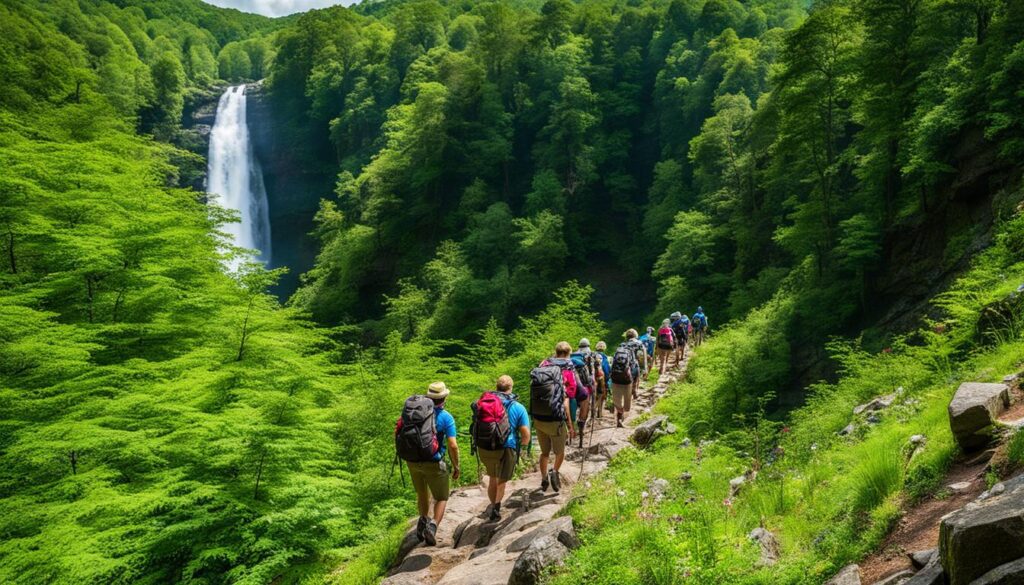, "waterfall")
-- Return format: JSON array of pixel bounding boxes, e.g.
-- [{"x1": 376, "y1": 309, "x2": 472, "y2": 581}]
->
[{"x1": 207, "y1": 84, "x2": 272, "y2": 270}]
